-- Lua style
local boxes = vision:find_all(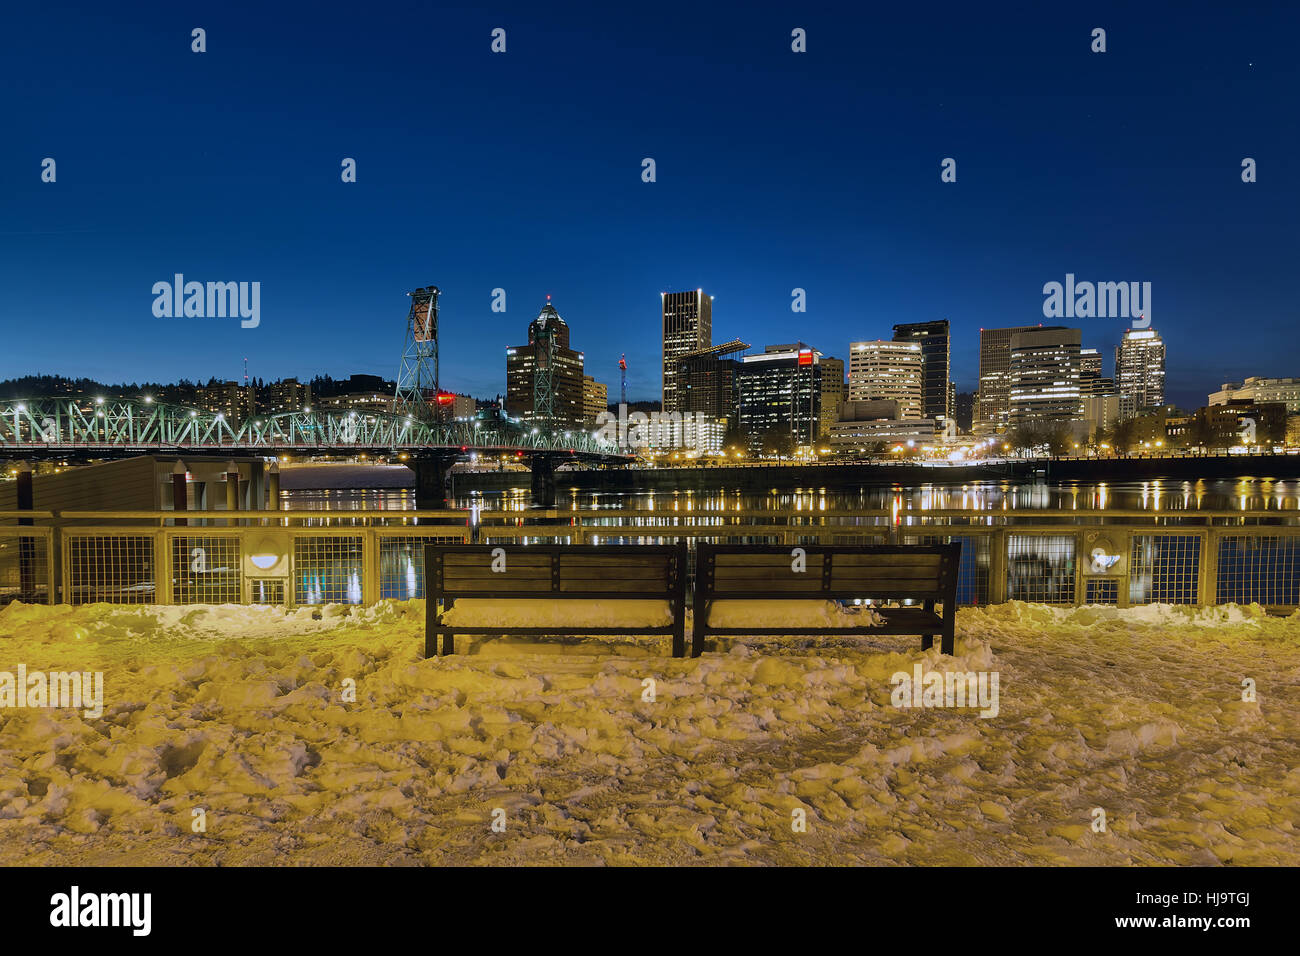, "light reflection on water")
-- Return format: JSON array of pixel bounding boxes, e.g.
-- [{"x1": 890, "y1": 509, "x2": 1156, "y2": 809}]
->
[{"x1": 284, "y1": 479, "x2": 1300, "y2": 514}]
